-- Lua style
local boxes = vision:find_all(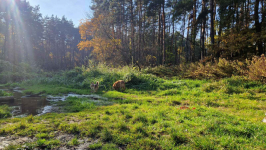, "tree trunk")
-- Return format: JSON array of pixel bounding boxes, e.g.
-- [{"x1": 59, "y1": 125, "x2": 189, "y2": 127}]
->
[
  {"x1": 246, "y1": 0, "x2": 250, "y2": 28},
  {"x1": 130, "y1": 0, "x2": 135, "y2": 62},
  {"x1": 138, "y1": 0, "x2": 142, "y2": 62},
  {"x1": 210, "y1": 0, "x2": 217, "y2": 58},
  {"x1": 162, "y1": 0, "x2": 166, "y2": 65},
  {"x1": 200, "y1": 0, "x2": 206, "y2": 60},
  {"x1": 192, "y1": 0, "x2": 196, "y2": 62},
  {"x1": 158, "y1": 6, "x2": 161, "y2": 65},
  {"x1": 255, "y1": 0, "x2": 263, "y2": 55},
  {"x1": 186, "y1": 14, "x2": 190, "y2": 62},
  {"x1": 173, "y1": 21, "x2": 177, "y2": 64},
  {"x1": 210, "y1": 0, "x2": 214, "y2": 45},
  {"x1": 180, "y1": 15, "x2": 186, "y2": 64}
]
